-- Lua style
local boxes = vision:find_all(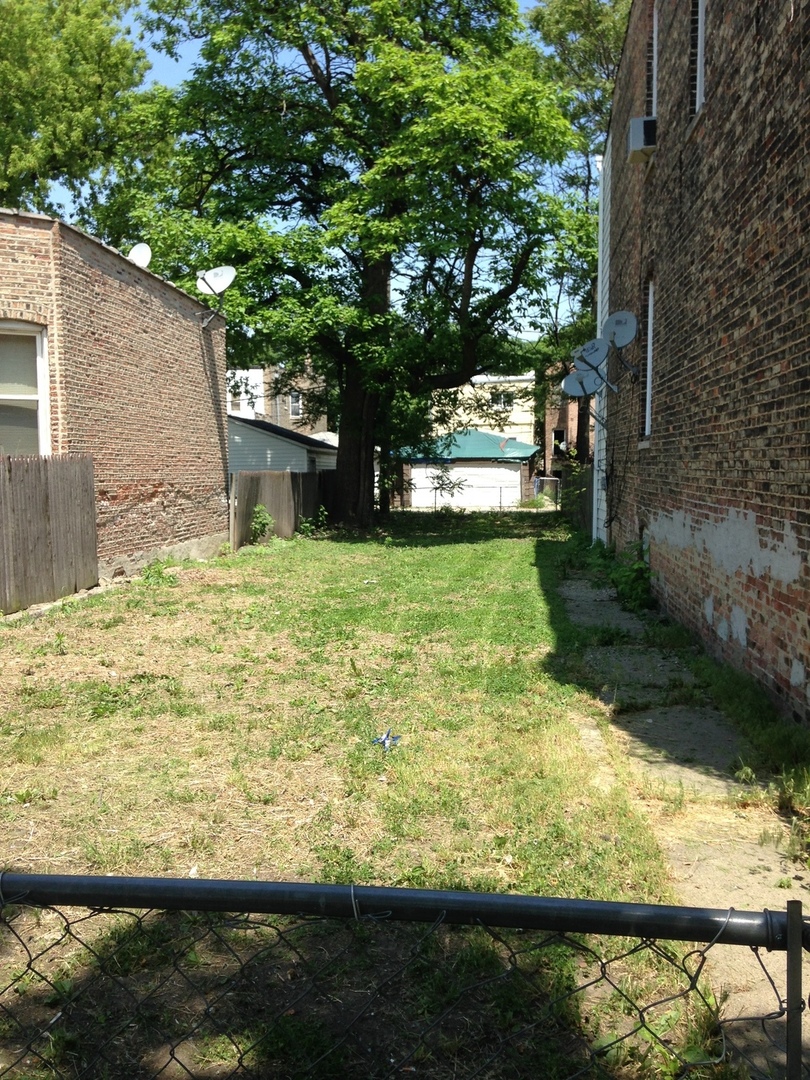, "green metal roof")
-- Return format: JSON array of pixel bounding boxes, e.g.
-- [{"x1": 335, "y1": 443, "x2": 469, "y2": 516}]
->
[{"x1": 407, "y1": 429, "x2": 540, "y2": 462}]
